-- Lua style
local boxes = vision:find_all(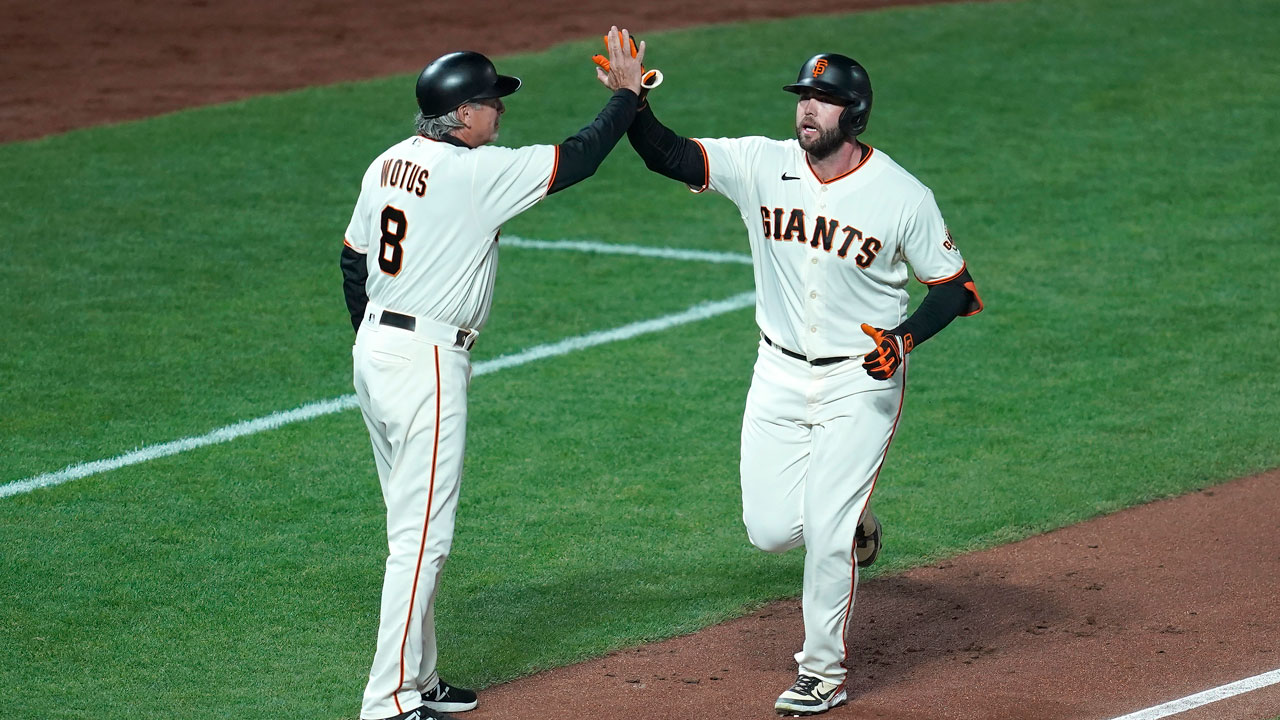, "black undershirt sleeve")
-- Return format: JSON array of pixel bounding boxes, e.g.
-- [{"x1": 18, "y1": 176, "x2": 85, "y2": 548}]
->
[
  {"x1": 889, "y1": 268, "x2": 982, "y2": 349},
  {"x1": 547, "y1": 89, "x2": 641, "y2": 195},
  {"x1": 340, "y1": 245, "x2": 369, "y2": 333},
  {"x1": 626, "y1": 103, "x2": 707, "y2": 186}
]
